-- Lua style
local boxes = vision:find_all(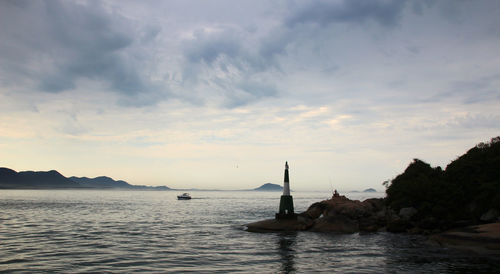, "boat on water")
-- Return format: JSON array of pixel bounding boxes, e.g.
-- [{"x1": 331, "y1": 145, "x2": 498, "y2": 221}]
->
[{"x1": 177, "y1": 193, "x2": 191, "y2": 200}]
